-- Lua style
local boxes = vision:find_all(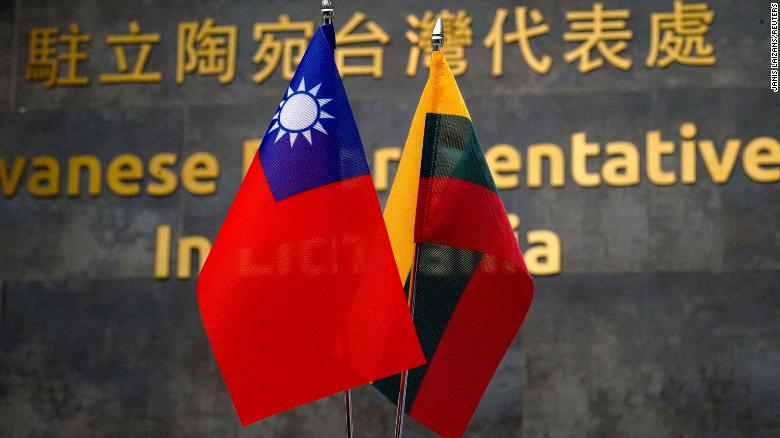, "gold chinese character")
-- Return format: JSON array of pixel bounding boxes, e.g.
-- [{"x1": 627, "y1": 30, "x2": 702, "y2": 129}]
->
[
  {"x1": 335, "y1": 12, "x2": 390, "y2": 78},
  {"x1": 406, "y1": 10, "x2": 472, "y2": 77},
  {"x1": 26, "y1": 27, "x2": 59, "y2": 85},
  {"x1": 563, "y1": 3, "x2": 633, "y2": 73},
  {"x1": 56, "y1": 24, "x2": 91, "y2": 86},
  {"x1": 646, "y1": 0, "x2": 715, "y2": 67},
  {"x1": 484, "y1": 7, "x2": 552, "y2": 76},
  {"x1": 252, "y1": 15, "x2": 313, "y2": 84},
  {"x1": 176, "y1": 18, "x2": 237, "y2": 85},
  {"x1": 26, "y1": 24, "x2": 91, "y2": 88},
  {"x1": 100, "y1": 21, "x2": 161, "y2": 84}
]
